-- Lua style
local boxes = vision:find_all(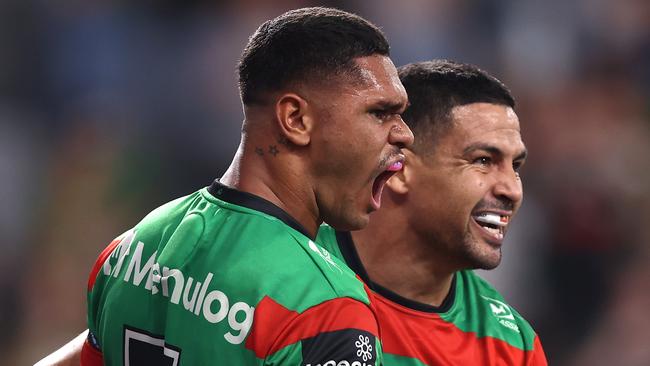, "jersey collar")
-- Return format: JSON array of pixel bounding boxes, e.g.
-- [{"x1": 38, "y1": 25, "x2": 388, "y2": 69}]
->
[
  {"x1": 207, "y1": 180, "x2": 314, "y2": 239},
  {"x1": 335, "y1": 230, "x2": 457, "y2": 313}
]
